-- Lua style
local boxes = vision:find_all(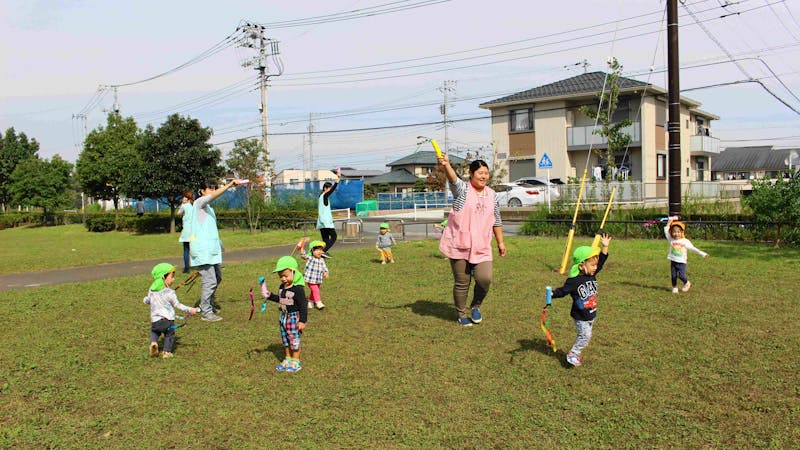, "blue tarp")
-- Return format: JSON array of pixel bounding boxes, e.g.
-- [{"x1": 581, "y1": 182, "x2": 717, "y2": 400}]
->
[{"x1": 273, "y1": 180, "x2": 363, "y2": 210}]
